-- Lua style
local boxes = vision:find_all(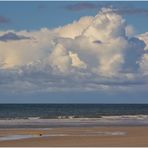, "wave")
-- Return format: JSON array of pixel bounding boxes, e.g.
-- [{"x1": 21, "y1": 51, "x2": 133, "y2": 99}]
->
[
  {"x1": 101, "y1": 115, "x2": 148, "y2": 120},
  {"x1": 1, "y1": 114, "x2": 148, "y2": 120}
]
